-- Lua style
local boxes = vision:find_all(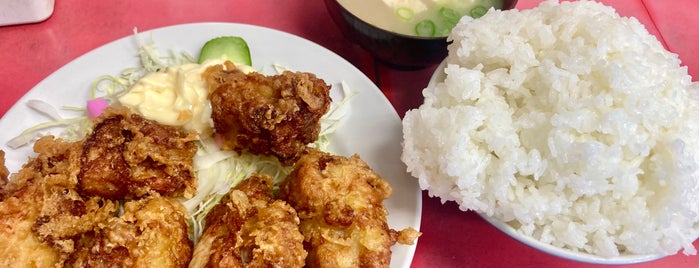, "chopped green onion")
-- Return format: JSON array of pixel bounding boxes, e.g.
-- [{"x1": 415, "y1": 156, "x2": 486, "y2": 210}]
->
[
  {"x1": 470, "y1": 6, "x2": 488, "y2": 18},
  {"x1": 415, "y1": 20, "x2": 436, "y2": 37},
  {"x1": 439, "y1": 7, "x2": 461, "y2": 24},
  {"x1": 396, "y1": 7, "x2": 414, "y2": 21}
]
